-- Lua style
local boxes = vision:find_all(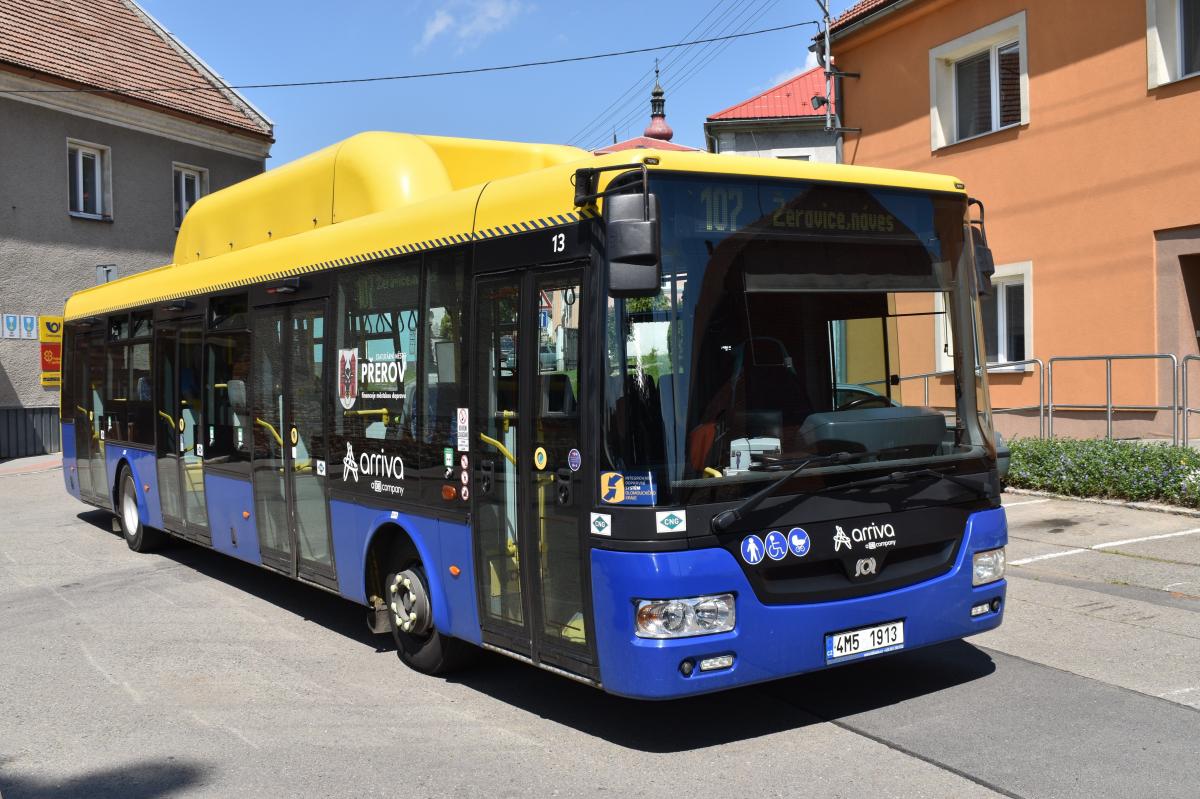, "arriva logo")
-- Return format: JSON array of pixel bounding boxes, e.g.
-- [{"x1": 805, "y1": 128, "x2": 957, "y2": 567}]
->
[
  {"x1": 835, "y1": 521, "x2": 897, "y2": 552},
  {"x1": 342, "y1": 442, "x2": 404, "y2": 483}
]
